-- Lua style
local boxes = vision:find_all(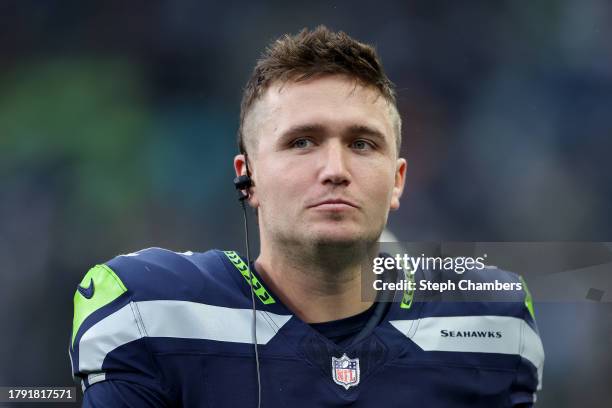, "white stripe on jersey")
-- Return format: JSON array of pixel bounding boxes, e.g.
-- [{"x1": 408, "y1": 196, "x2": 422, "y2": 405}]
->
[
  {"x1": 78, "y1": 300, "x2": 292, "y2": 373},
  {"x1": 390, "y1": 315, "x2": 544, "y2": 387}
]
